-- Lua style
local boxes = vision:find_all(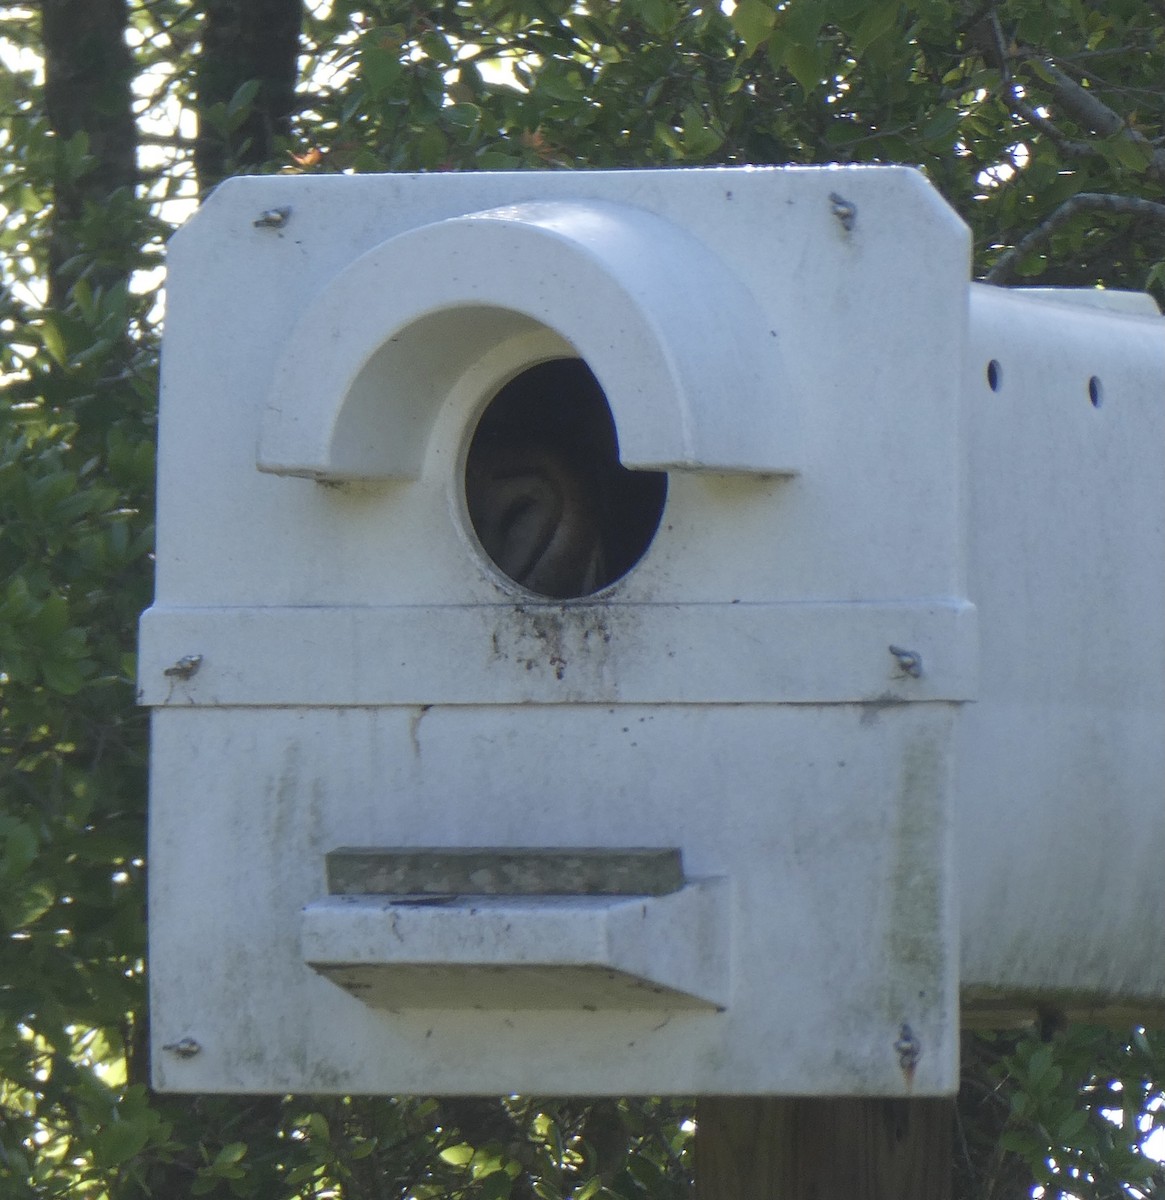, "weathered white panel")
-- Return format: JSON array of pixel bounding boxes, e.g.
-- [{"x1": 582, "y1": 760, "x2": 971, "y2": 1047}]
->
[
  {"x1": 958, "y1": 285, "x2": 1165, "y2": 1016},
  {"x1": 148, "y1": 702, "x2": 958, "y2": 1095},
  {"x1": 138, "y1": 600, "x2": 977, "y2": 707},
  {"x1": 143, "y1": 165, "x2": 1165, "y2": 1098},
  {"x1": 153, "y1": 166, "x2": 969, "y2": 610}
]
